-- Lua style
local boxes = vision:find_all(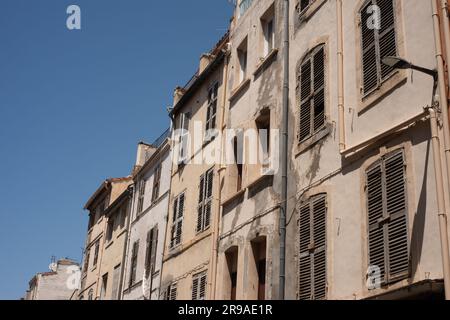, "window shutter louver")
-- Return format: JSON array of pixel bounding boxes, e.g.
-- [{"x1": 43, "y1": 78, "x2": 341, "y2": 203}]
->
[
  {"x1": 199, "y1": 273, "x2": 207, "y2": 300},
  {"x1": 298, "y1": 195, "x2": 327, "y2": 300},
  {"x1": 150, "y1": 227, "x2": 158, "y2": 274},
  {"x1": 192, "y1": 277, "x2": 199, "y2": 300},
  {"x1": 169, "y1": 283, "x2": 177, "y2": 300},
  {"x1": 171, "y1": 194, "x2": 184, "y2": 248},
  {"x1": 197, "y1": 174, "x2": 205, "y2": 233},
  {"x1": 360, "y1": 0, "x2": 397, "y2": 95},
  {"x1": 366, "y1": 150, "x2": 409, "y2": 285},
  {"x1": 298, "y1": 45, "x2": 325, "y2": 143},
  {"x1": 197, "y1": 169, "x2": 213, "y2": 233},
  {"x1": 205, "y1": 170, "x2": 214, "y2": 229},
  {"x1": 145, "y1": 230, "x2": 152, "y2": 276}
]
